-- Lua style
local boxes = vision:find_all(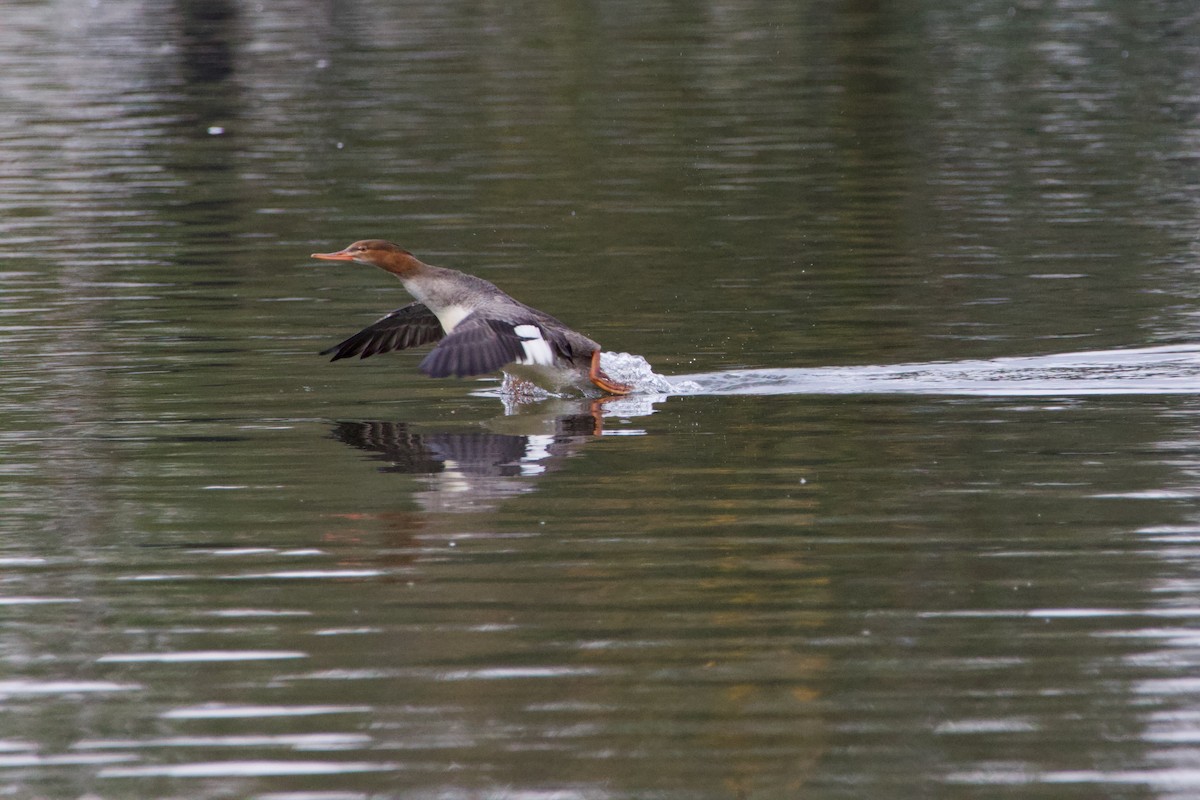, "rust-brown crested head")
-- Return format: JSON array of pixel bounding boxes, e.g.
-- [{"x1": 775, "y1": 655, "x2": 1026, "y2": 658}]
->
[{"x1": 311, "y1": 239, "x2": 422, "y2": 276}]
